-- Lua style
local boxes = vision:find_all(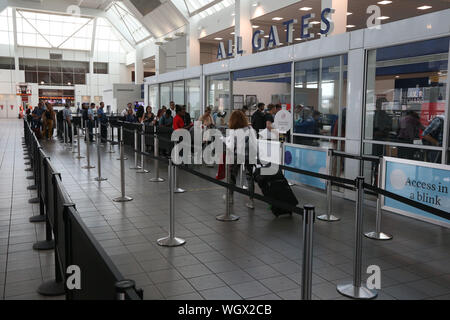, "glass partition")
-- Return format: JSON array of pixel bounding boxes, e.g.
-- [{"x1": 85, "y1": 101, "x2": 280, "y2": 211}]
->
[
  {"x1": 173, "y1": 81, "x2": 185, "y2": 105},
  {"x1": 186, "y1": 78, "x2": 201, "y2": 121},
  {"x1": 364, "y1": 37, "x2": 449, "y2": 164},
  {"x1": 233, "y1": 62, "x2": 291, "y2": 122},
  {"x1": 149, "y1": 84, "x2": 158, "y2": 109},
  {"x1": 160, "y1": 83, "x2": 172, "y2": 109},
  {"x1": 293, "y1": 54, "x2": 348, "y2": 147},
  {"x1": 206, "y1": 73, "x2": 230, "y2": 126}
]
